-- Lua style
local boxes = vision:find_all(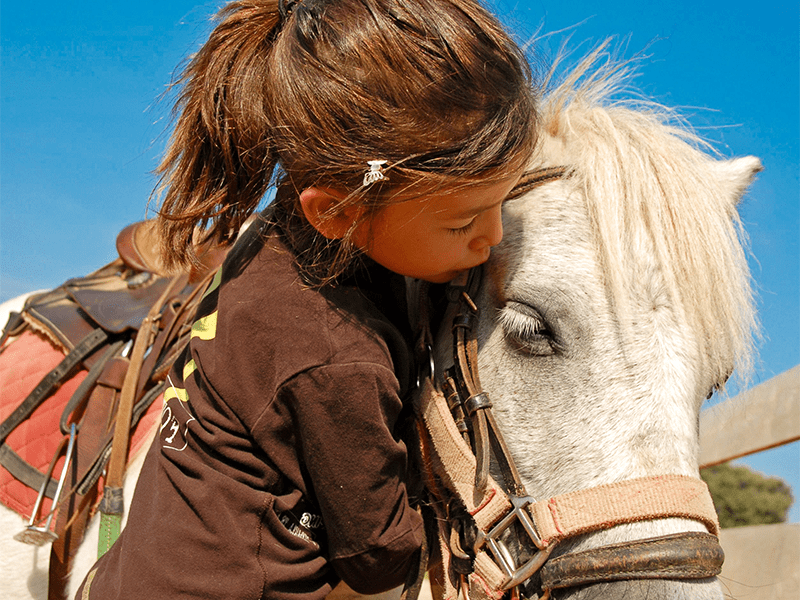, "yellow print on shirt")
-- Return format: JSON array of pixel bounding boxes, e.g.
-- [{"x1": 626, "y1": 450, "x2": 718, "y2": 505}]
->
[
  {"x1": 162, "y1": 303, "x2": 214, "y2": 451},
  {"x1": 191, "y1": 311, "x2": 217, "y2": 340},
  {"x1": 182, "y1": 358, "x2": 197, "y2": 381},
  {"x1": 161, "y1": 374, "x2": 196, "y2": 452},
  {"x1": 202, "y1": 267, "x2": 223, "y2": 300}
]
